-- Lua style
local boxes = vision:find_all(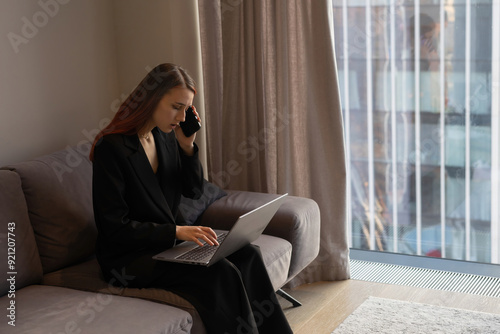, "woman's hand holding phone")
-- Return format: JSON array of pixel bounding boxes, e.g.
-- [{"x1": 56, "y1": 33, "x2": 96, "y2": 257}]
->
[
  {"x1": 180, "y1": 106, "x2": 201, "y2": 137},
  {"x1": 175, "y1": 105, "x2": 201, "y2": 156}
]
